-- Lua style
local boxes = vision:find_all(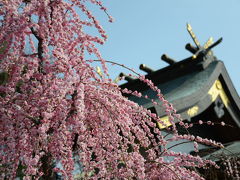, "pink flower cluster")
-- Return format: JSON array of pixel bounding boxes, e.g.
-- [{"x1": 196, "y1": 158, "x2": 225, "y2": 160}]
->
[{"x1": 0, "y1": 0, "x2": 223, "y2": 179}]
